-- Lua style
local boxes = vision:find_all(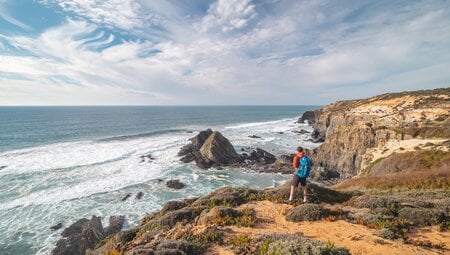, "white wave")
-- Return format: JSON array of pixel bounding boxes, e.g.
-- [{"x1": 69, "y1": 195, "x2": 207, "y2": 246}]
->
[{"x1": 224, "y1": 117, "x2": 296, "y2": 130}]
